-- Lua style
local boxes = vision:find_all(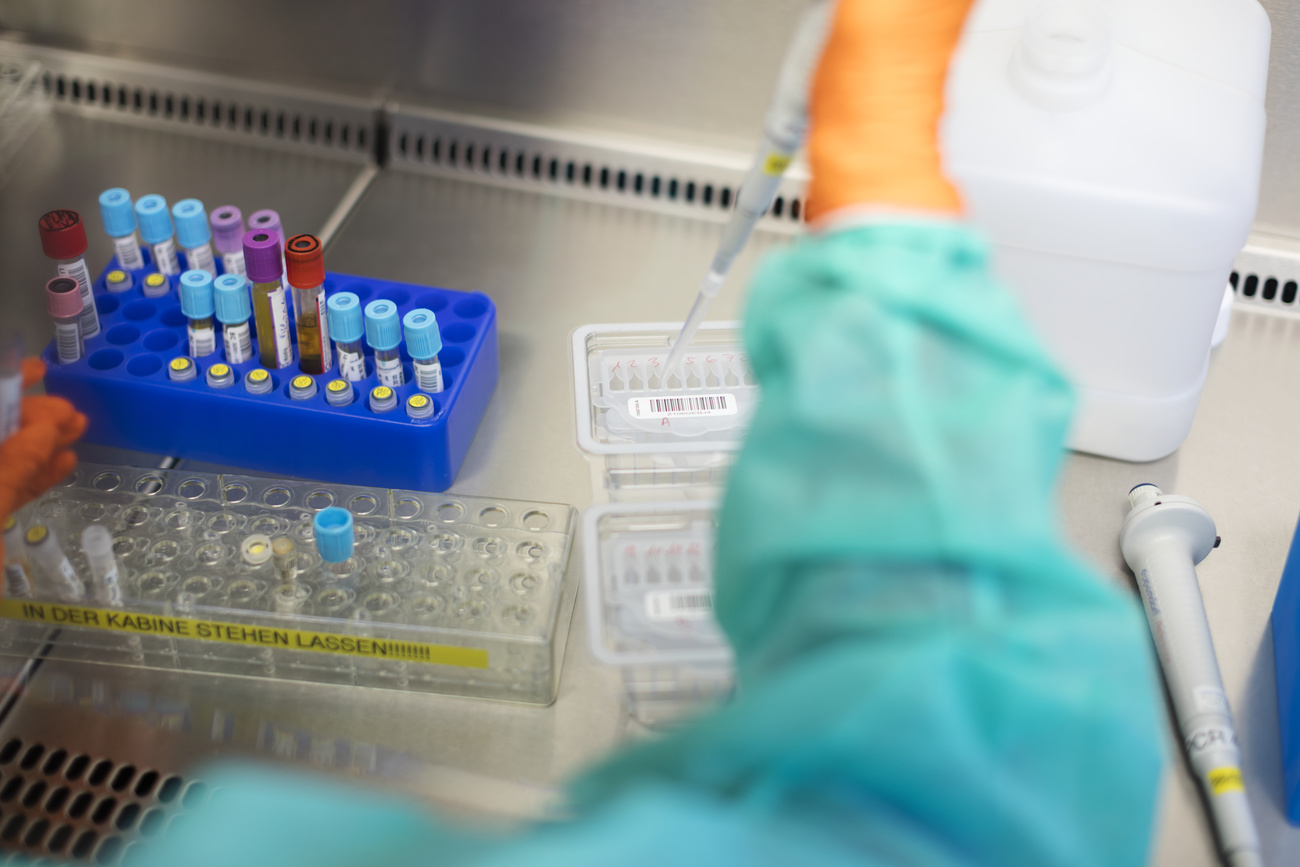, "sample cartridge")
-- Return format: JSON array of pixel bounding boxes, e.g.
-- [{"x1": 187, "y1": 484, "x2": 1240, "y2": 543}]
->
[
  {"x1": 179, "y1": 270, "x2": 217, "y2": 357},
  {"x1": 98, "y1": 188, "x2": 146, "y2": 271},
  {"x1": 135, "y1": 194, "x2": 181, "y2": 276},
  {"x1": 38, "y1": 209, "x2": 100, "y2": 338},
  {"x1": 214, "y1": 273, "x2": 254, "y2": 364},
  {"x1": 173, "y1": 199, "x2": 217, "y2": 277},
  {"x1": 285, "y1": 234, "x2": 332, "y2": 375},
  {"x1": 244, "y1": 229, "x2": 293, "y2": 369}
]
